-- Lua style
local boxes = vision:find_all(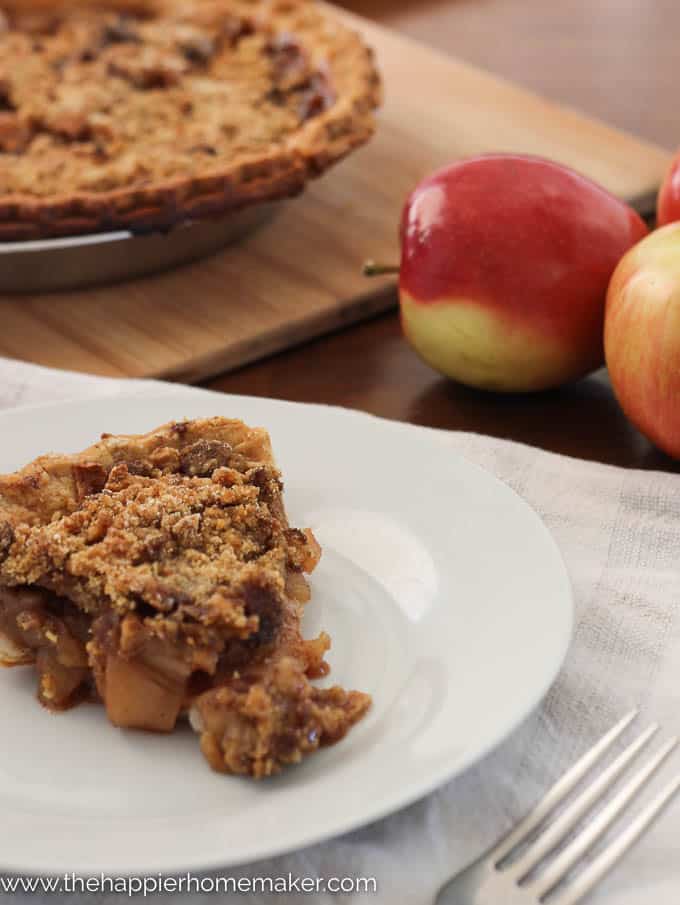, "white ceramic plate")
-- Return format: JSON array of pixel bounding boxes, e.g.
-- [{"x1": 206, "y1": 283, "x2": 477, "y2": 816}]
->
[{"x1": 0, "y1": 389, "x2": 573, "y2": 875}]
